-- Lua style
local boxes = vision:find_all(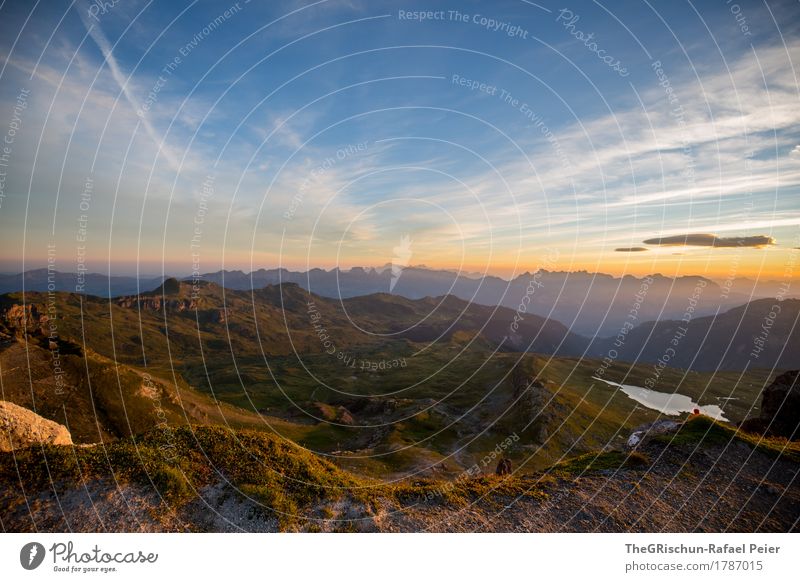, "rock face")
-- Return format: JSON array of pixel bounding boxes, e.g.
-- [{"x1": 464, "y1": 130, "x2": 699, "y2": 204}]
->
[
  {"x1": 1, "y1": 303, "x2": 49, "y2": 333},
  {"x1": 0, "y1": 401, "x2": 73, "y2": 452},
  {"x1": 760, "y1": 371, "x2": 800, "y2": 438},
  {"x1": 115, "y1": 295, "x2": 197, "y2": 312},
  {"x1": 741, "y1": 371, "x2": 800, "y2": 439}
]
